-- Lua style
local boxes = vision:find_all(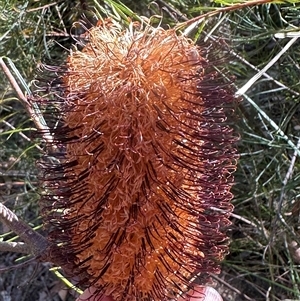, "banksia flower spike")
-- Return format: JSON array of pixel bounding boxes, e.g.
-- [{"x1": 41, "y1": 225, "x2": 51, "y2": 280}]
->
[{"x1": 40, "y1": 18, "x2": 237, "y2": 301}]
